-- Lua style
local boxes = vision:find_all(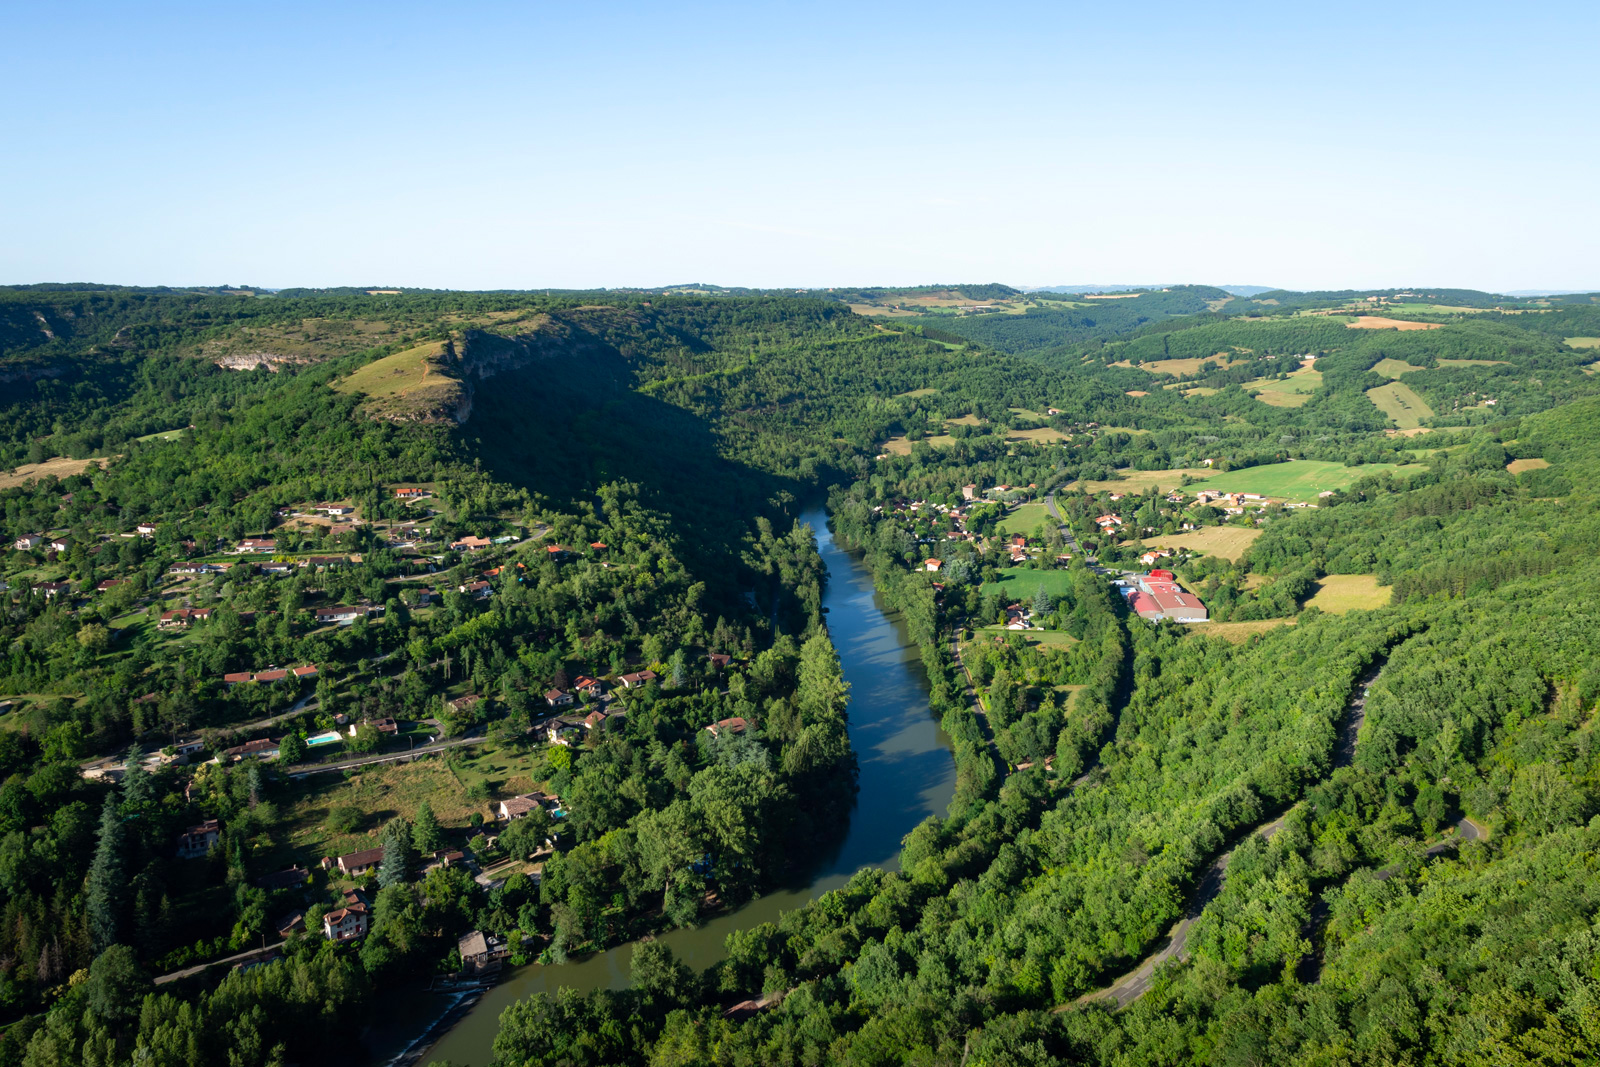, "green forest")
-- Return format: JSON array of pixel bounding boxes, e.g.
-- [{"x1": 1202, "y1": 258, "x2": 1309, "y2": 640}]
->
[{"x1": 2, "y1": 282, "x2": 1599, "y2": 1067}]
